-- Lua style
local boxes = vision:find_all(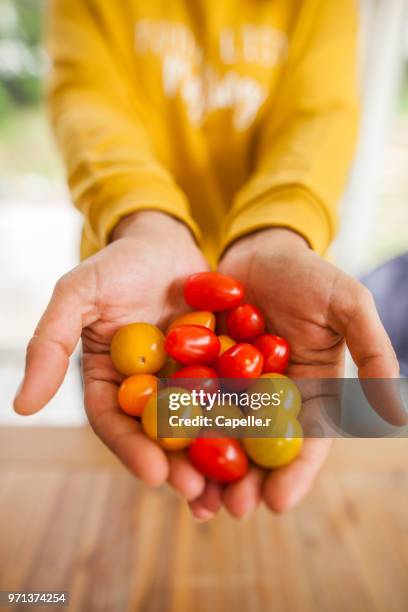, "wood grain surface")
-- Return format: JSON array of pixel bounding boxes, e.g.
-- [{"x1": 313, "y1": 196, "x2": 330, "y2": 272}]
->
[{"x1": 0, "y1": 427, "x2": 407, "y2": 612}]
